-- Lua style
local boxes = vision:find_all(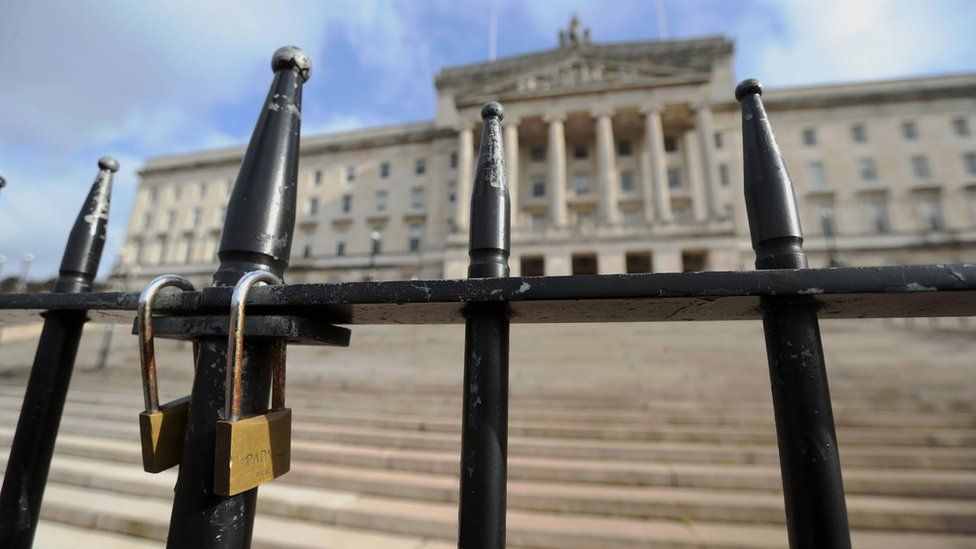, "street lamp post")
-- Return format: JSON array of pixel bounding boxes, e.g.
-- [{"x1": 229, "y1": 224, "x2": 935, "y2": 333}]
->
[
  {"x1": 18, "y1": 253, "x2": 34, "y2": 293},
  {"x1": 367, "y1": 229, "x2": 381, "y2": 281},
  {"x1": 821, "y1": 211, "x2": 842, "y2": 268}
]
